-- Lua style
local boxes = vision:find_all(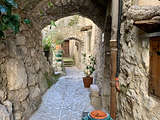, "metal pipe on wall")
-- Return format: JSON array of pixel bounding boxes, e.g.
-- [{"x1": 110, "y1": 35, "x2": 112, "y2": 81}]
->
[
  {"x1": 110, "y1": 40, "x2": 117, "y2": 119},
  {"x1": 110, "y1": 0, "x2": 122, "y2": 119}
]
